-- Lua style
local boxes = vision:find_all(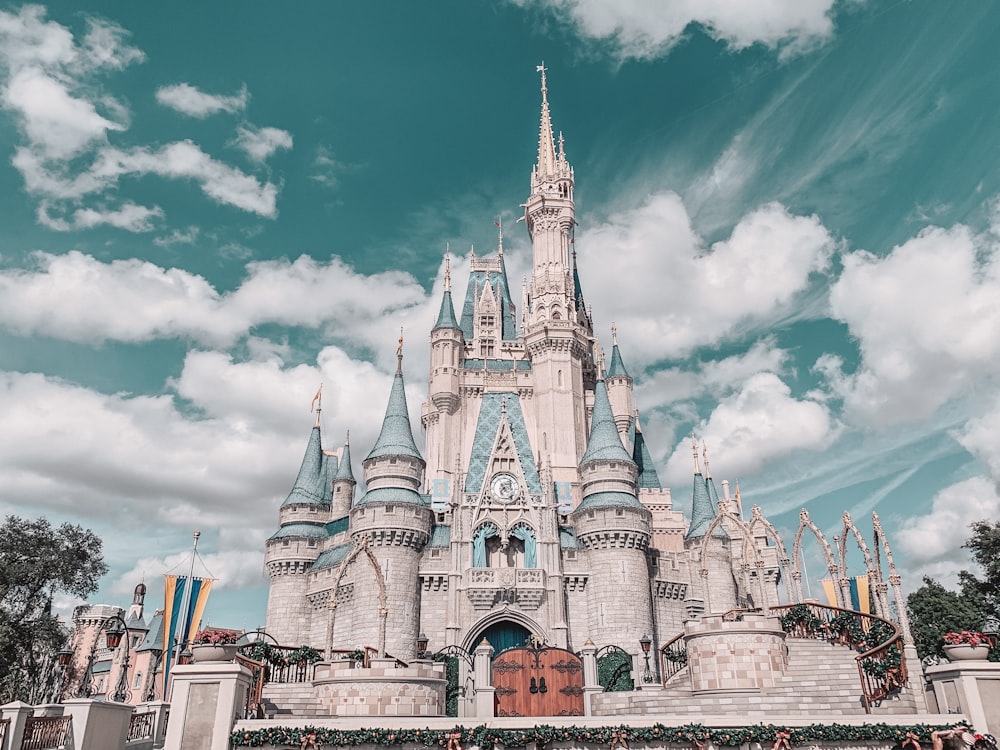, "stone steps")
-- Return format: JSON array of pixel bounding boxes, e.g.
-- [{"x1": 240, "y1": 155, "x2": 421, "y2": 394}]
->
[{"x1": 261, "y1": 682, "x2": 326, "y2": 718}]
